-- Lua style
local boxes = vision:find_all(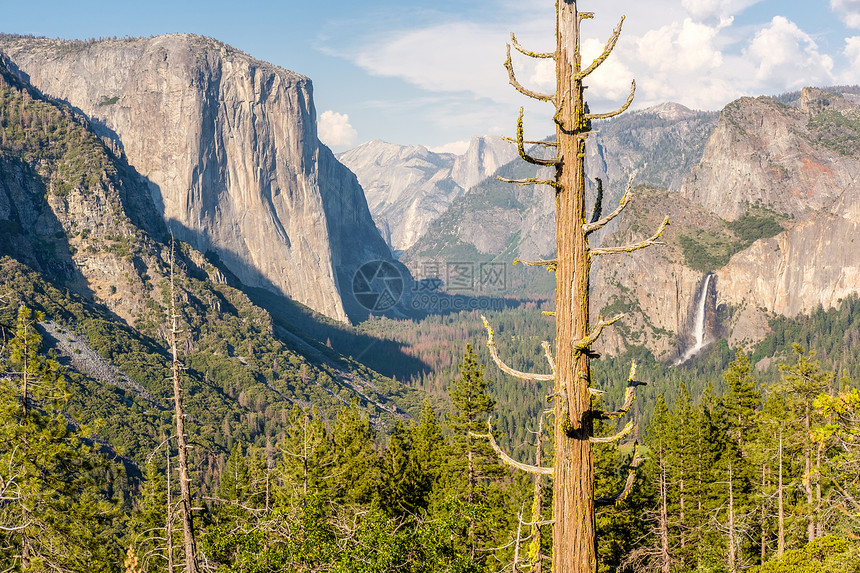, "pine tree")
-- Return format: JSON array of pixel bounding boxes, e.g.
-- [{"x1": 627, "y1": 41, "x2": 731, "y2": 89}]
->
[
  {"x1": 278, "y1": 405, "x2": 332, "y2": 501},
  {"x1": 643, "y1": 397, "x2": 675, "y2": 573},
  {"x1": 779, "y1": 345, "x2": 831, "y2": 542},
  {"x1": 380, "y1": 420, "x2": 426, "y2": 517},
  {"x1": 329, "y1": 401, "x2": 379, "y2": 506},
  {"x1": 410, "y1": 400, "x2": 445, "y2": 492},
  {"x1": 445, "y1": 344, "x2": 500, "y2": 505},
  {"x1": 667, "y1": 383, "x2": 699, "y2": 568},
  {"x1": 0, "y1": 306, "x2": 120, "y2": 571},
  {"x1": 129, "y1": 455, "x2": 169, "y2": 573},
  {"x1": 443, "y1": 344, "x2": 507, "y2": 562},
  {"x1": 720, "y1": 350, "x2": 762, "y2": 572}
]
